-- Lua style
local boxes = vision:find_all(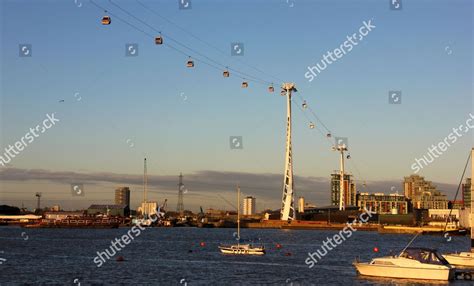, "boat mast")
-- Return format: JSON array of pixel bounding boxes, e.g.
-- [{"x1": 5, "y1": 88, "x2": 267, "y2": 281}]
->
[
  {"x1": 471, "y1": 148, "x2": 474, "y2": 253},
  {"x1": 143, "y1": 157, "x2": 148, "y2": 218},
  {"x1": 237, "y1": 185, "x2": 240, "y2": 243}
]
